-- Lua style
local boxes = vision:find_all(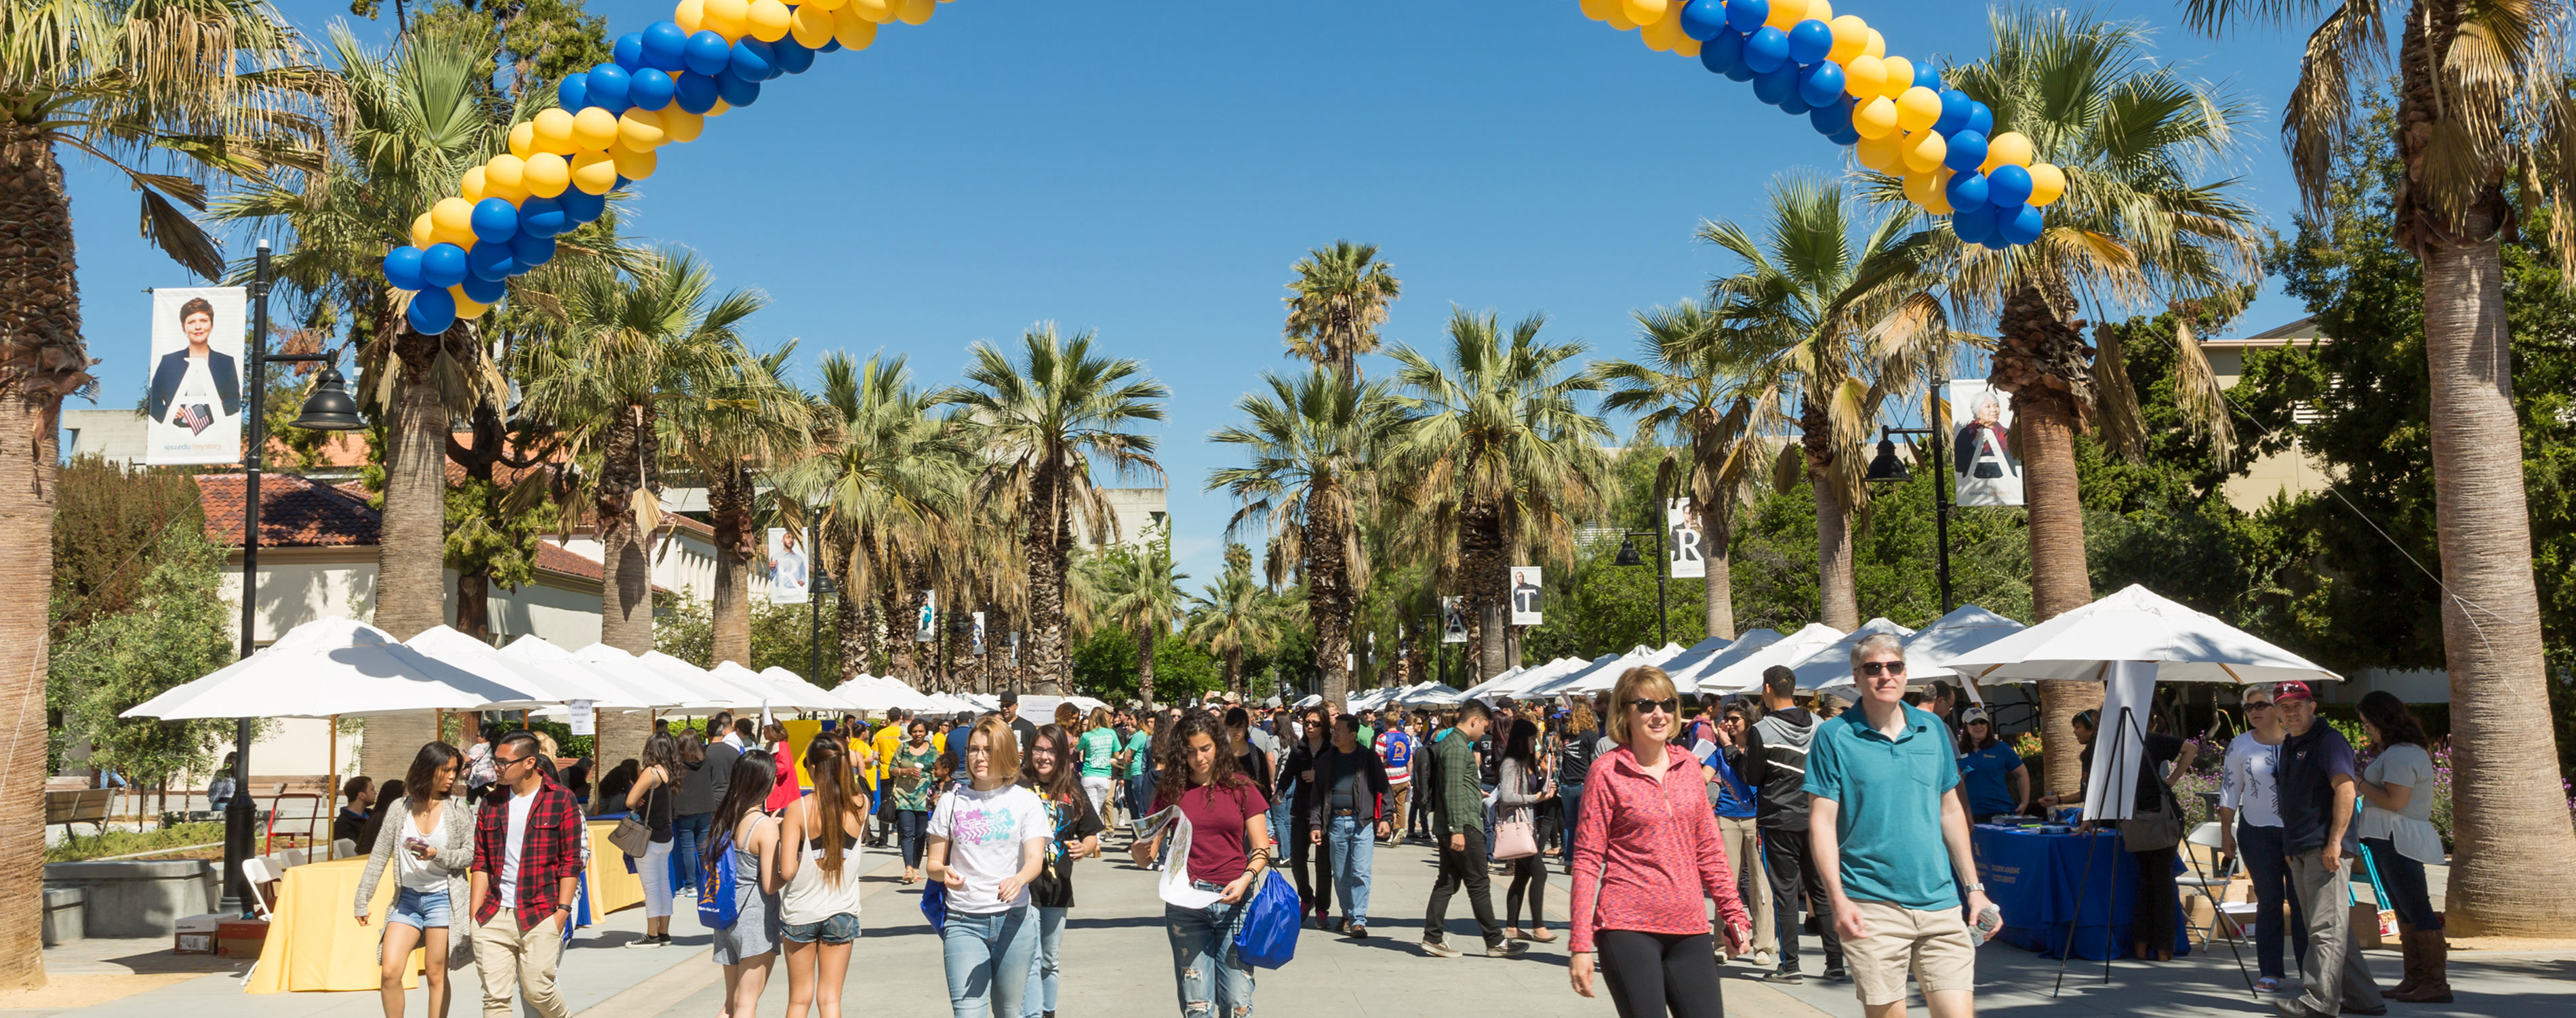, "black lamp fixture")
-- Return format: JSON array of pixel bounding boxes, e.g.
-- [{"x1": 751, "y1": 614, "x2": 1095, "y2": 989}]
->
[
  {"x1": 289, "y1": 363, "x2": 366, "y2": 431},
  {"x1": 1864, "y1": 432, "x2": 1912, "y2": 483},
  {"x1": 1613, "y1": 535, "x2": 1645, "y2": 568}
]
